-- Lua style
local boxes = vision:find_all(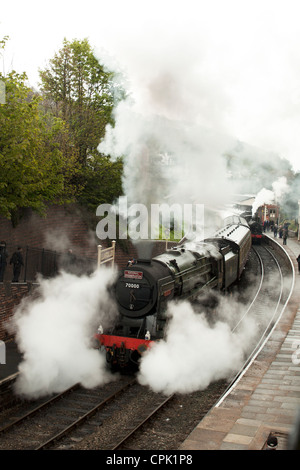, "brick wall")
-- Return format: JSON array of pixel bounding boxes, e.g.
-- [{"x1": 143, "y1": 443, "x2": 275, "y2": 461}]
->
[
  {"x1": 0, "y1": 204, "x2": 101, "y2": 341},
  {"x1": 0, "y1": 205, "x2": 100, "y2": 259},
  {"x1": 0, "y1": 282, "x2": 37, "y2": 341}
]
